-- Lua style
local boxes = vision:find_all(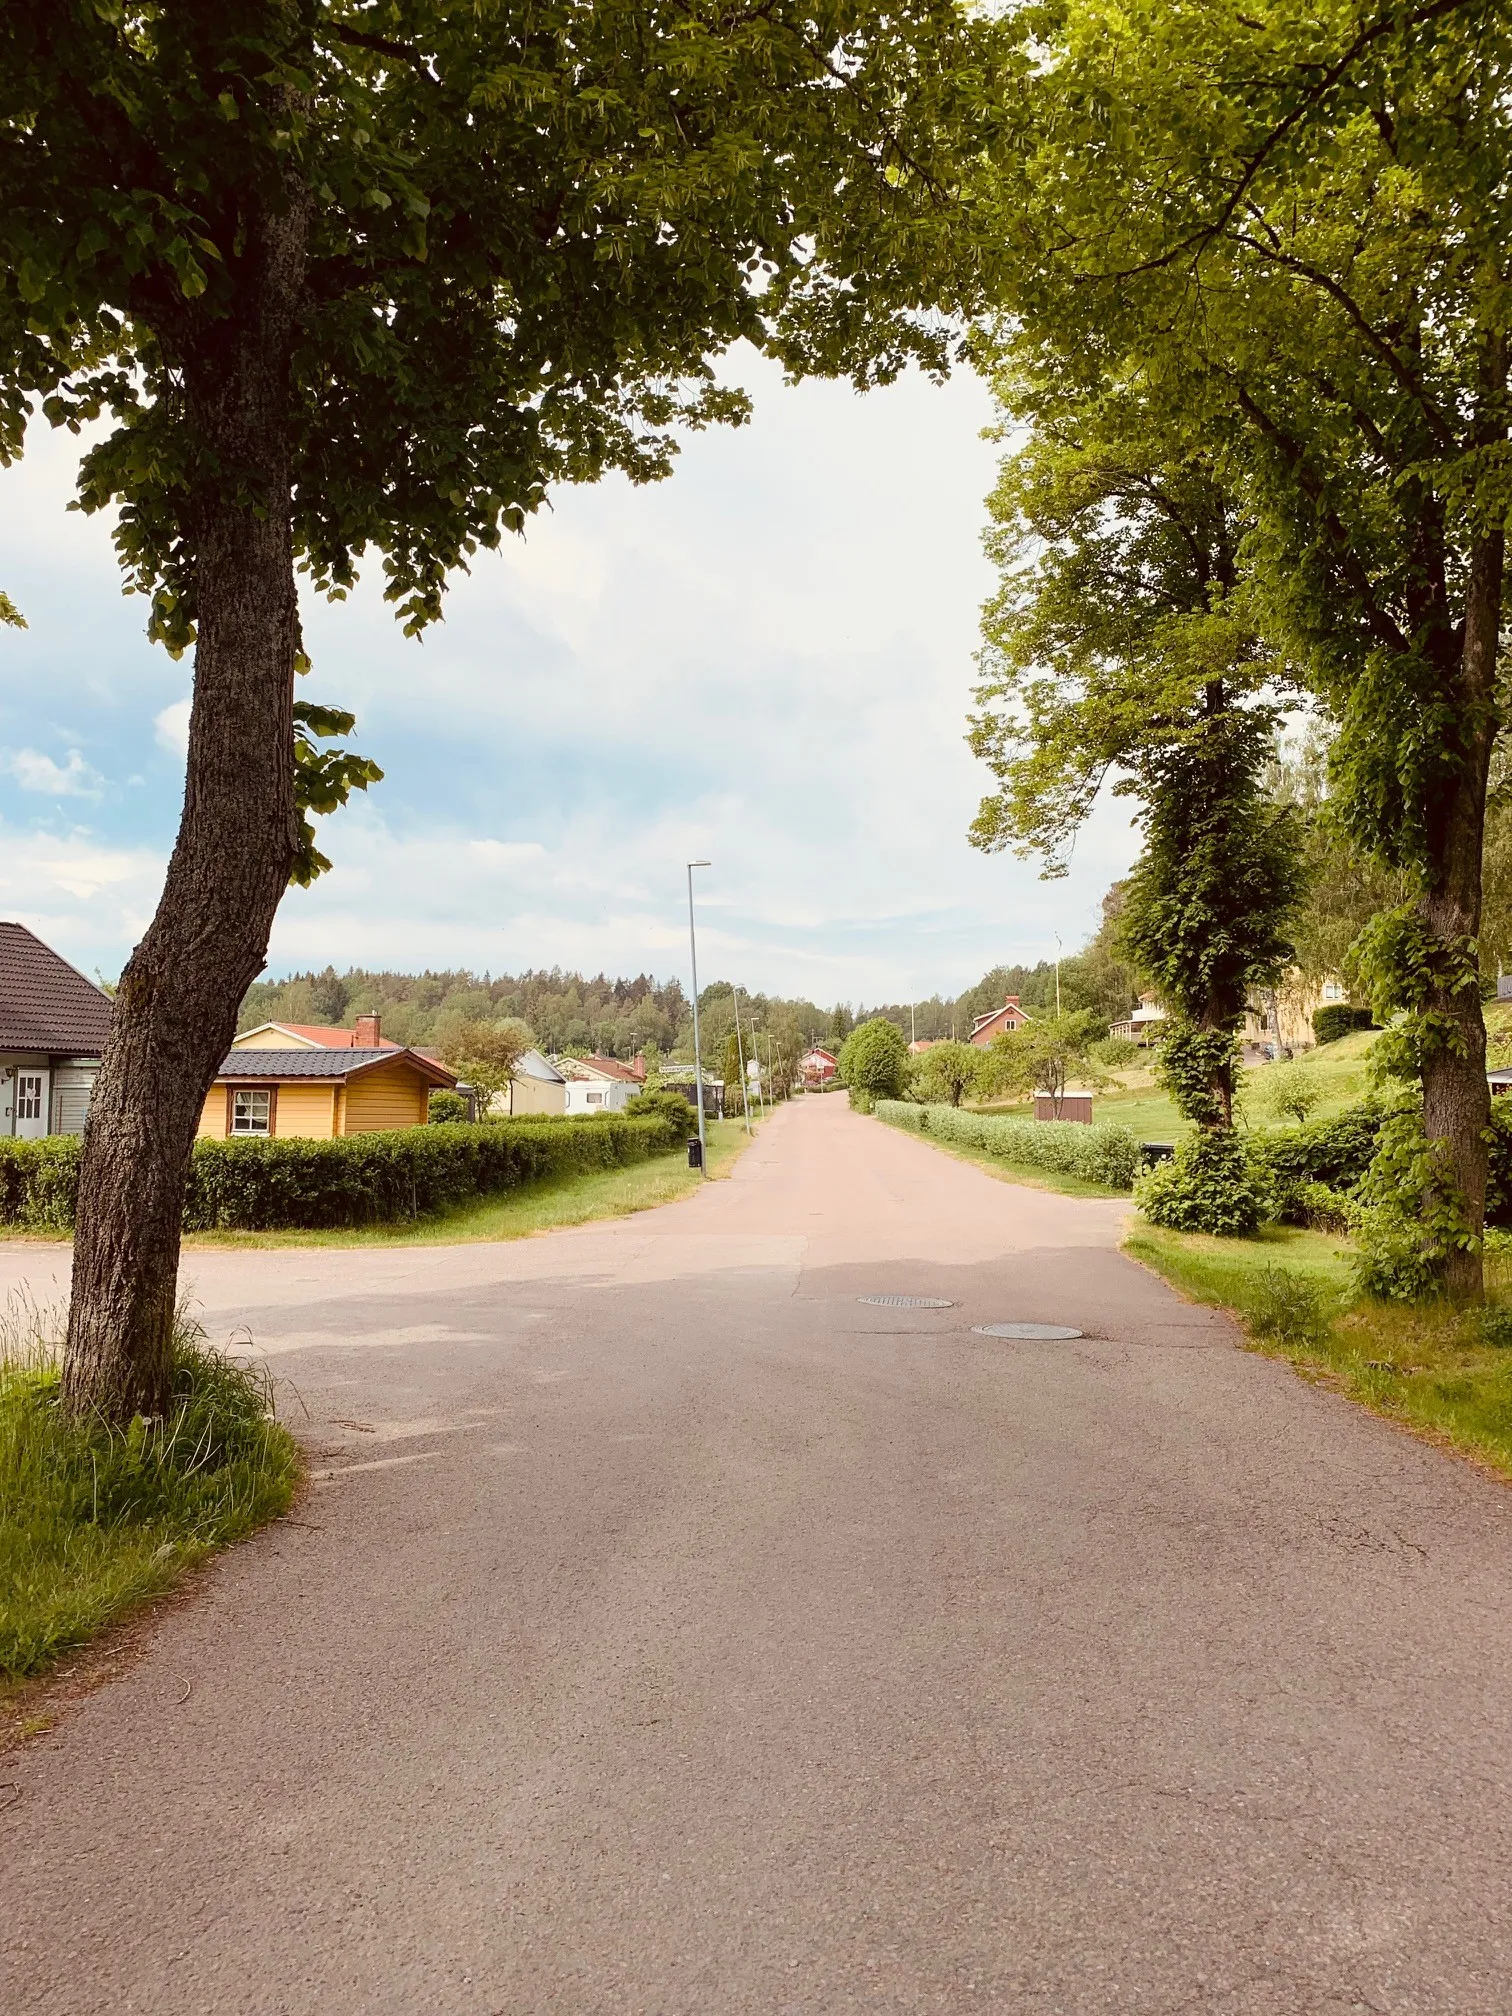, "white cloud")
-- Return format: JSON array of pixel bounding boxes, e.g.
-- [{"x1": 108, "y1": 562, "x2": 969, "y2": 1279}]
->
[
  {"x1": 0, "y1": 348, "x2": 1143, "y2": 997},
  {"x1": 154, "y1": 698, "x2": 191, "y2": 755},
  {"x1": 2, "y1": 747, "x2": 104, "y2": 797}
]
